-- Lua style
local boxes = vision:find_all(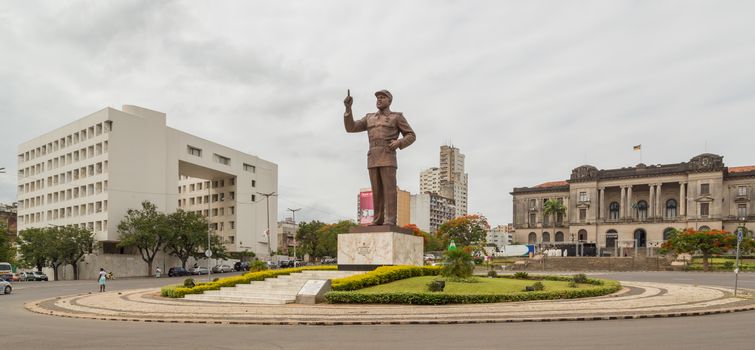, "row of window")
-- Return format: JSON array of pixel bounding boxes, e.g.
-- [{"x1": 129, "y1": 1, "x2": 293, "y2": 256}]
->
[
  {"x1": 181, "y1": 191, "x2": 235, "y2": 205},
  {"x1": 18, "y1": 141, "x2": 108, "y2": 179},
  {"x1": 18, "y1": 121, "x2": 112, "y2": 164},
  {"x1": 185, "y1": 145, "x2": 257, "y2": 173},
  {"x1": 177, "y1": 177, "x2": 253, "y2": 194},
  {"x1": 43, "y1": 200, "x2": 108, "y2": 220},
  {"x1": 18, "y1": 161, "x2": 108, "y2": 195},
  {"x1": 19, "y1": 180, "x2": 108, "y2": 210}
]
